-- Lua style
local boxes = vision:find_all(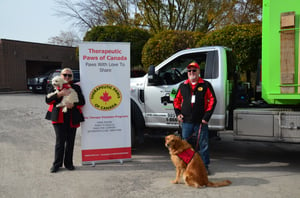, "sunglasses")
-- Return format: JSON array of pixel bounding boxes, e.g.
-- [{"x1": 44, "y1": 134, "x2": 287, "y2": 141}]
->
[
  {"x1": 62, "y1": 74, "x2": 72, "y2": 77},
  {"x1": 187, "y1": 69, "x2": 197, "y2": 73}
]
